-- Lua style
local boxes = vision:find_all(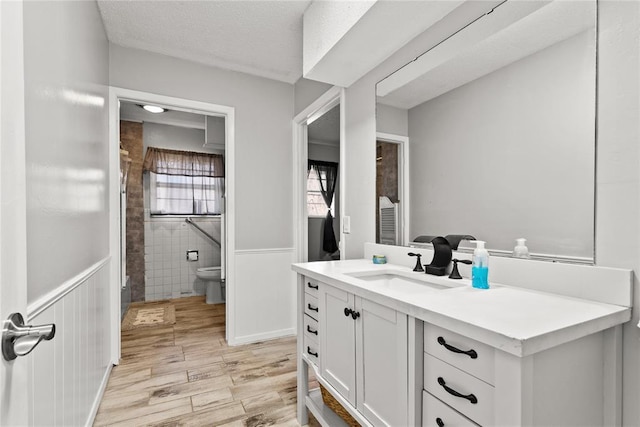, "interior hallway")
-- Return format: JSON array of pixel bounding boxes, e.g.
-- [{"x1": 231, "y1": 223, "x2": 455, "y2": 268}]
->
[{"x1": 95, "y1": 297, "x2": 318, "y2": 426}]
